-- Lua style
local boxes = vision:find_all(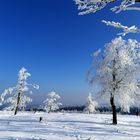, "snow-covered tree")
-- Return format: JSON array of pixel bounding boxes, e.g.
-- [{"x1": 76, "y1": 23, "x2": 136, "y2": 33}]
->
[
  {"x1": 88, "y1": 37, "x2": 140, "y2": 124},
  {"x1": 43, "y1": 91, "x2": 62, "y2": 113},
  {"x1": 85, "y1": 93, "x2": 98, "y2": 114},
  {"x1": 0, "y1": 67, "x2": 39, "y2": 115},
  {"x1": 75, "y1": 0, "x2": 140, "y2": 15}
]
